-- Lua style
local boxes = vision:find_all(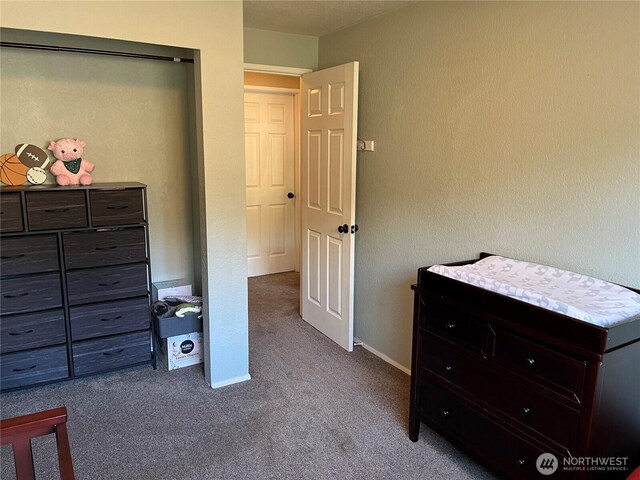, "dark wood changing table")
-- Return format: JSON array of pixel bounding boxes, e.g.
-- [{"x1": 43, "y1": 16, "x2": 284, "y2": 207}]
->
[{"x1": 409, "y1": 253, "x2": 640, "y2": 479}]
